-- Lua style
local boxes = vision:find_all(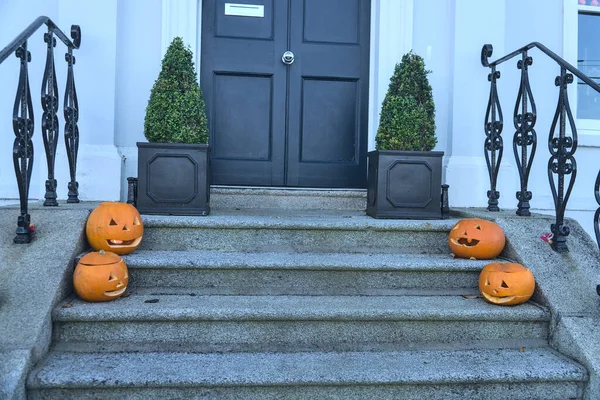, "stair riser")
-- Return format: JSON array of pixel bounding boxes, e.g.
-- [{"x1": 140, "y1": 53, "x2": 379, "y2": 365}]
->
[
  {"x1": 141, "y1": 228, "x2": 451, "y2": 254},
  {"x1": 210, "y1": 191, "x2": 366, "y2": 211},
  {"x1": 127, "y1": 268, "x2": 480, "y2": 293},
  {"x1": 54, "y1": 320, "x2": 548, "y2": 353},
  {"x1": 27, "y1": 381, "x2": 583, "y2": 400}
]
